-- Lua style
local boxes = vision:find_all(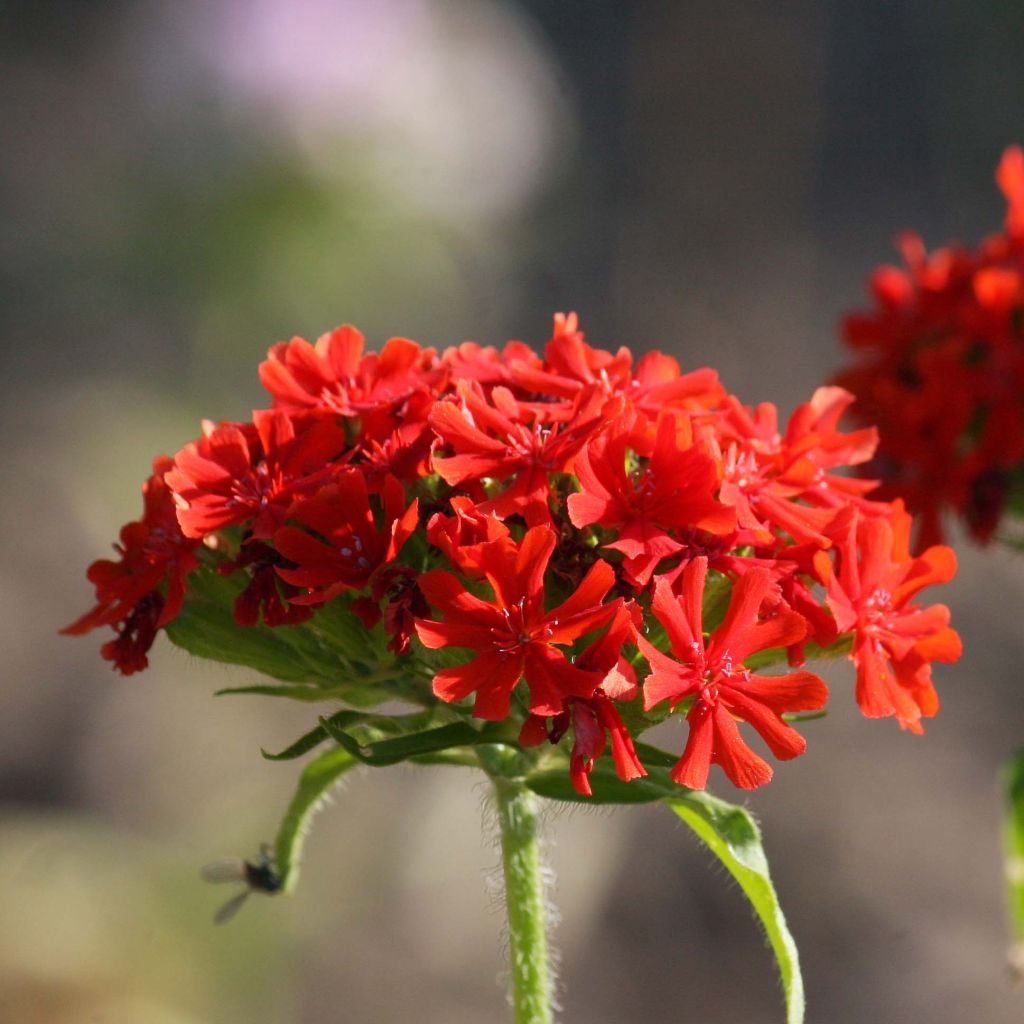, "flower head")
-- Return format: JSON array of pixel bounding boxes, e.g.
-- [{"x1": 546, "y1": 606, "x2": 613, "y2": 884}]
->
[
  {"x1": 65, "y1": 313, "x2": 960, "y2": 795},
  {"x1": 835, "y1": 146, "x2": 1024, "y2": 546}
]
